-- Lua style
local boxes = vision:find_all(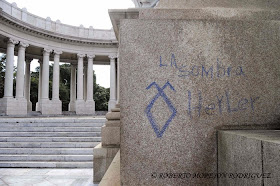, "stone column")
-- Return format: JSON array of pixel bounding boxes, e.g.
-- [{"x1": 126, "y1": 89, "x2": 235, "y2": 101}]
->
[
  {"x1": 76, "y1": 53, "x2": 86, "y2": 115},
  {"x1": 38, "y1": 60, "x2": 43, "y2": 101},
  {"x1": 39, "y1": 48, "x2": 52, "y2": 115},
  {"x1": 25, "y1": 57, "x2": 33, "y2": 111},
  {"x1": 83, "y1": 63, "x2": 87, "y2": 101},
  {"x1": 69, "y1": 64, "x2": 77, "y2": 111},
  {"x1": 87, "y1": 55, "x2": 95, "y2": 101},
  {"x1": 48, "y1": 50, "x2": 63, "y2": 115},
  {"x1": 4, "y1": 38, "x2": 18, "y2": 98},
  {"x1": 77, "y1": 53, "x2": 85, "y2": 101},
  {"x1": 108, "y1": 55, "x2": 117, "y2": 111},
  {"x1": 36, "y1": 60, "x2": 43, "y2": 111},
  {"x1": 16, "y1": 42, "x2": 29, "y2": 99},
  {"x1": 84, "y1": 54, "x2": 95, "y2": 115},
  {"x1": 0, "y1": 38, "x2": 29, "y2": 115},
  {"x1": 116, "y1": 56, "x2": 120, "y2": 104},
  {"x1": 52, "y1": 50, "x2": 62, "y2": 100},
  {"x1": 41, "y1": 48, "x2": 51, "y2": 100}
]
